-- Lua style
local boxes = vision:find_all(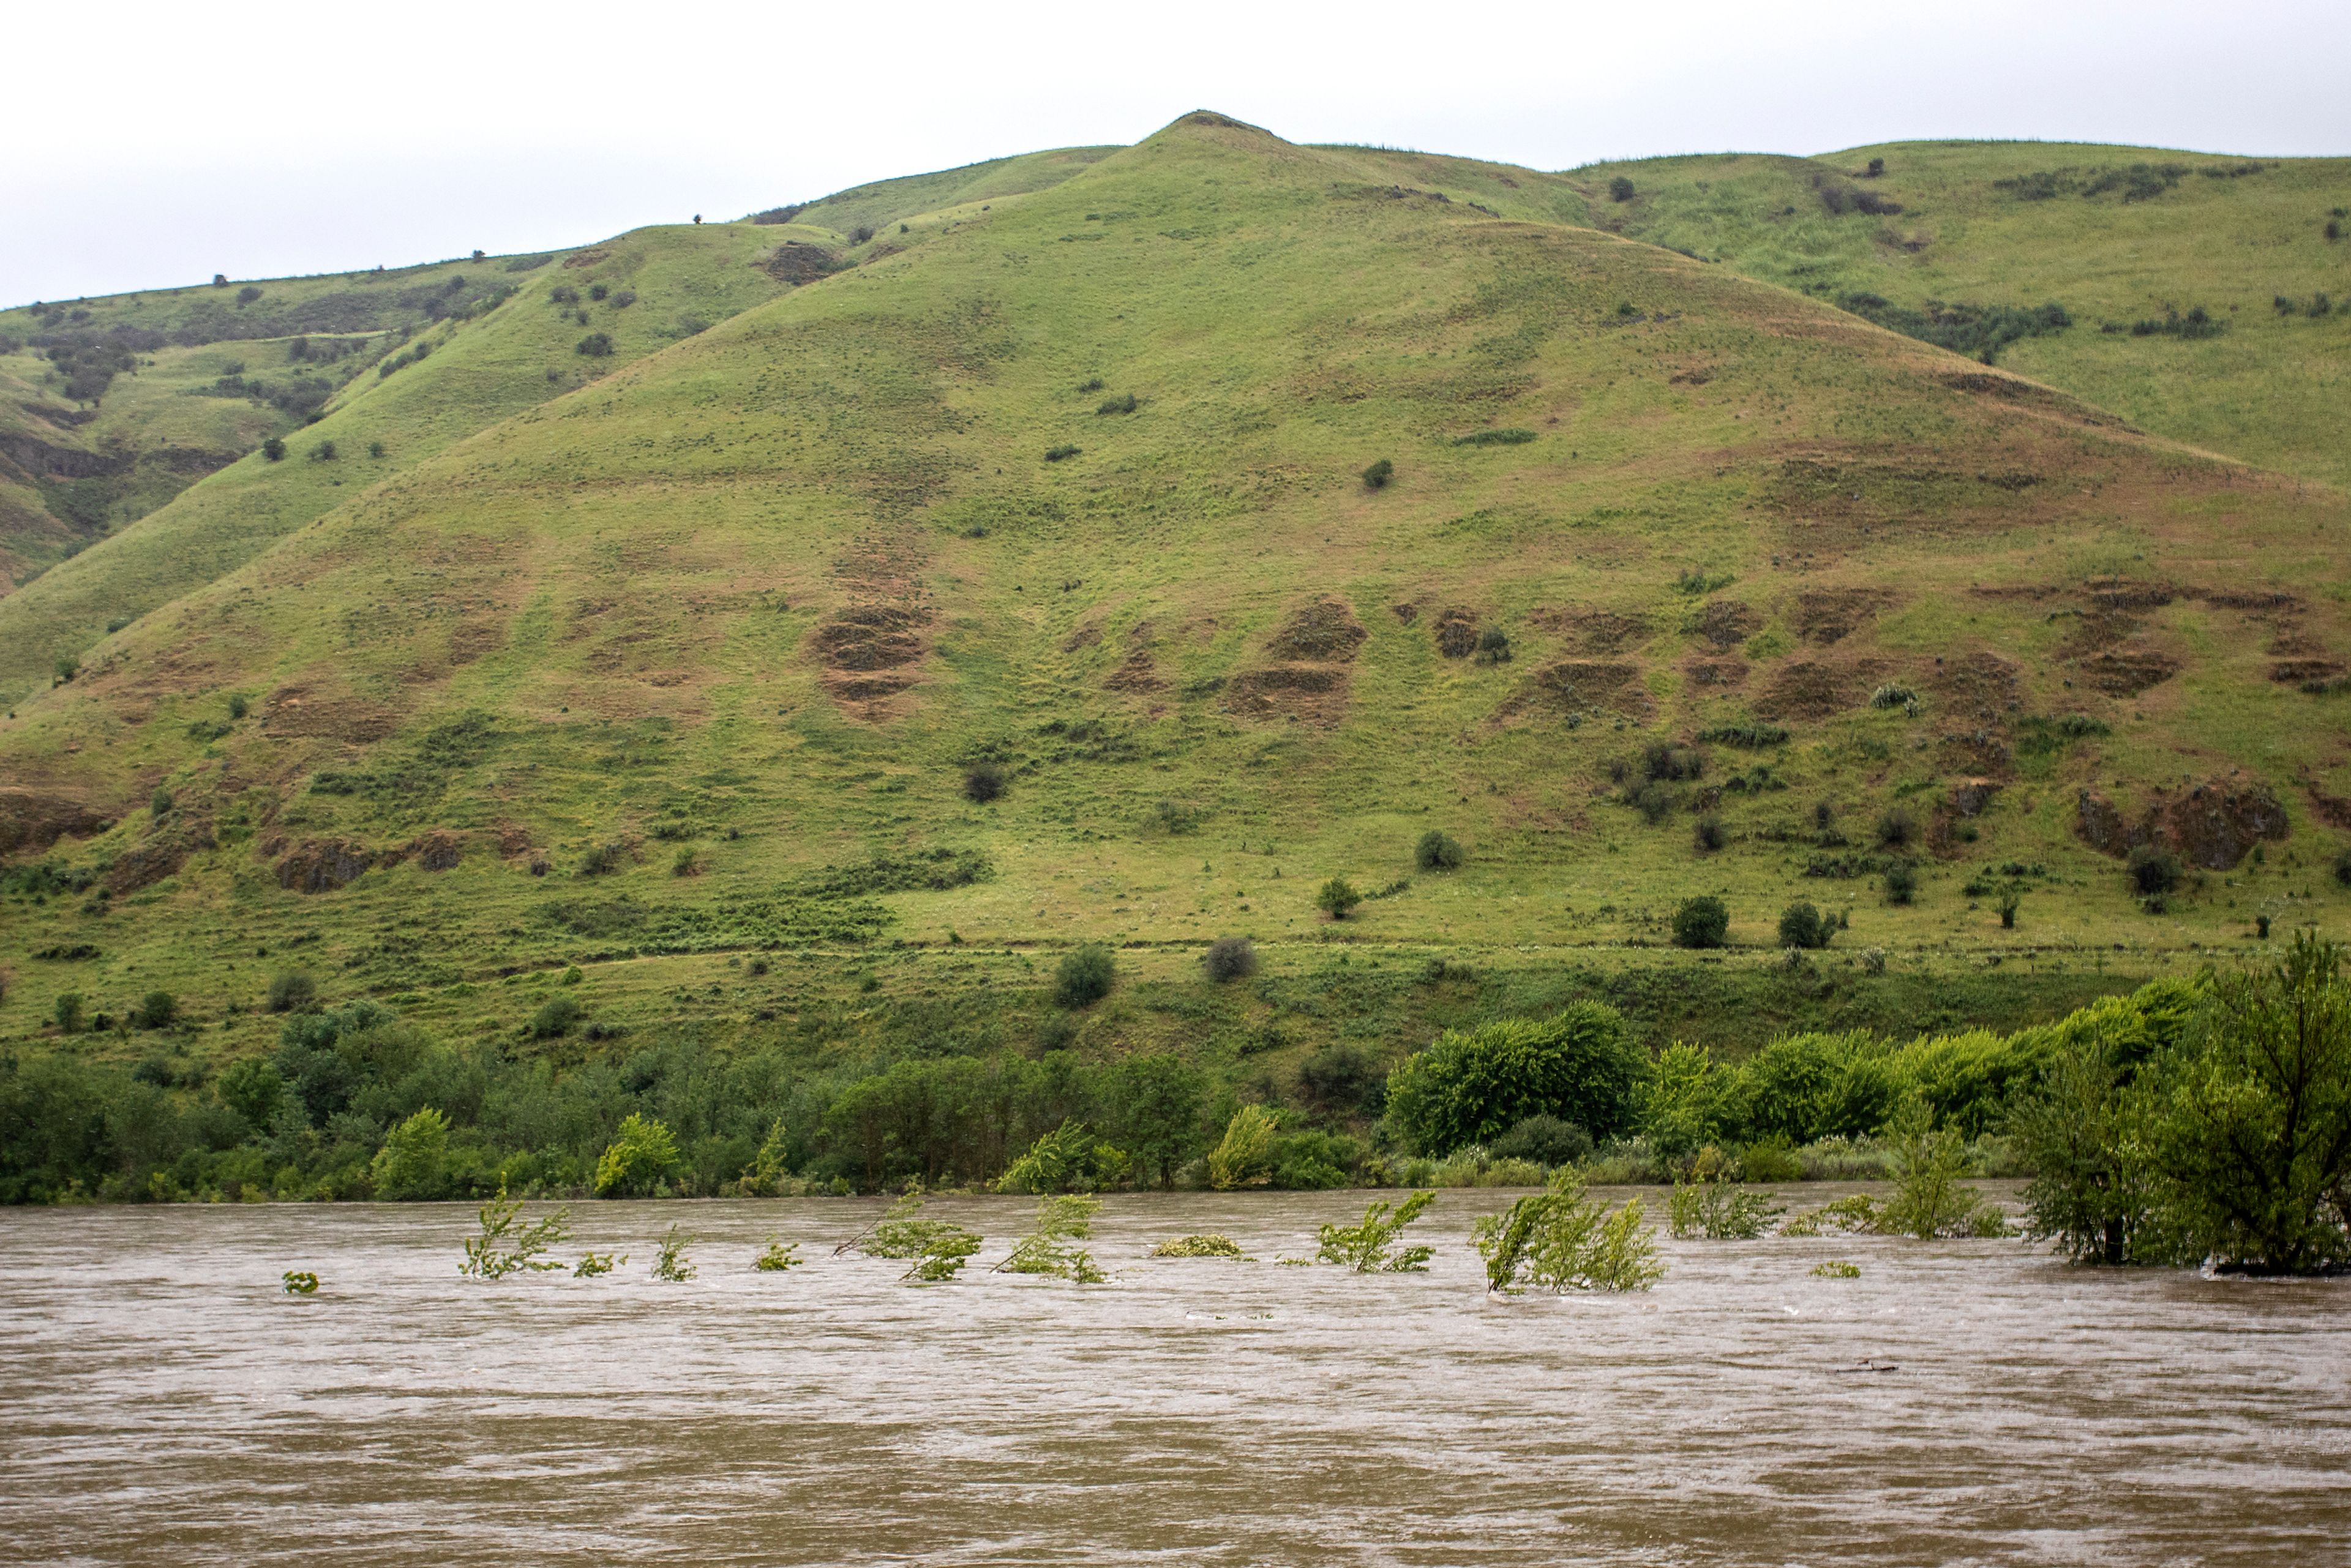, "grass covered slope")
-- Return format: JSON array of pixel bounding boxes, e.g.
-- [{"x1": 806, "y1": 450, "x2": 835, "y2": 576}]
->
[
  {"x1": 1572, "y1": 141, "x2": 2351, "y2": 488},
  {"x1": 2, "y1": 111, "x2": 2349, "y2": 1071},
  {"x1": 0, "y1": 223, "x2": 805, "y2": 704}
]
